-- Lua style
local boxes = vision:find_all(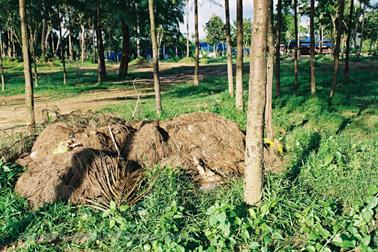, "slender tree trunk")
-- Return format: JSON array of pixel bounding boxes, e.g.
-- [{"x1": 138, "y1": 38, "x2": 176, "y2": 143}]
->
[
  {"x1": 41, "y1": 9, "x2": 47, "y2": 58},
  {"x1": 330, "y1": 0, "x2": 345, "y2": 97},
  {"x1": 91, "y1": 19, "x2": 96, "y2": 63},
  {"x1": 293, "y1": 0, "x2": 299, "y2": 89},
  {"x1": 149, "y1": 0, "x2": 162, "y2": 115},
  {"x1": 235, "y1": 0, "x2": 243, "y2": 110},
  {"x1": 186, "y1": 0, "x2": 190, "y2": 58},
  {"x1": 320, "y1": 25, "x2": 323, "y2": 54},
  {"x1": 96, "y1": 0, "x2": 107, "y2": 83},
  {"x1": 224, "y1": 0, "x2": 234, "y2": 97},
  {"x1": 344, "y1": 0, "x2": 354, "y2": 81},
  {"x1": 119, "y1": 20, "x2": 130, "y2": 78},
  {"x1": 7, "y1": 29, "x2": 12, "y2": 57},
  {"x1": 19, "y1": 0, "x2": 35, "y2": 135},
  {"x1": 45, "y1": 24, "x2": 51, "y2": 57},
  {"x1": 58, "y1": 7, "x2": 67, "y2": 85},
  {"x1": 193, "y1": 0, "x2": 199, "y2": 86},
  {"x1": 309, "y1": 0, "x2": 316, "y2": 95},
  {"x1": 245, "y1": 0, "x2": 268, "y2": 206},
  {"x1": 81, "y1": 24, "x2": 85, "y2": 63},
  {"x1": 0, "y1": 28, "x2": 5, "y2": 92},
  {"x1": 136, "y1": 13, "x2": 141, "y2": 58},
  {"x1": 275, "y1": 0, "x2": 282, "y2": 97},
  {"x1": 265, "y1": 0, "x2": 274, "y2": 140},
  {"x1": 357, "y1": 2, "x2": 366, "y2": 57},
  {"x1": 68, "y1": 30, "x2": 73, "y2": 61},
  {"x1": 30, "y1": 31, "x2": 38, "y2": 88}
]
